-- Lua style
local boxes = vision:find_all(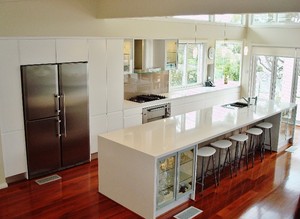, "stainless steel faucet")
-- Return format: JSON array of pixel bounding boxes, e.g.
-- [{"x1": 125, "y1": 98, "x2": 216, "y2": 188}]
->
[
  {"x1": 252, "y1": 96, "x2": 258, "y2": 105},
  {"x1": 242, "y1": 96, "x2": 258, "y2": 106},
  {"x1": 242, "y1": 96, "x2": 251, "y2": 106}
]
